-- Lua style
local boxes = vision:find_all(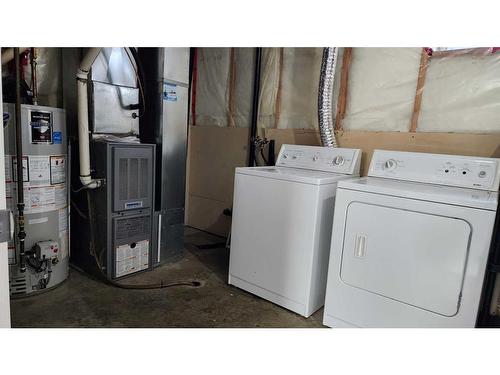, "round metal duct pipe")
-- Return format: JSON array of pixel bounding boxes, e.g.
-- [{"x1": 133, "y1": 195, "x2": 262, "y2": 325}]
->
[{"x1": 318, "y1": 47, "x2": 338, "y2": 147}]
